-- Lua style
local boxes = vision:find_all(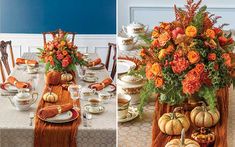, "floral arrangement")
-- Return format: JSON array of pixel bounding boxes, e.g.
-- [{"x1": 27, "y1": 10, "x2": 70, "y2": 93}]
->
[
  {"x1": 38, "y1": 30, "x2": 87, "y2": 72},
  {"x1": 137, "y1": 0, "x2": 235, "y2": 113}
]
